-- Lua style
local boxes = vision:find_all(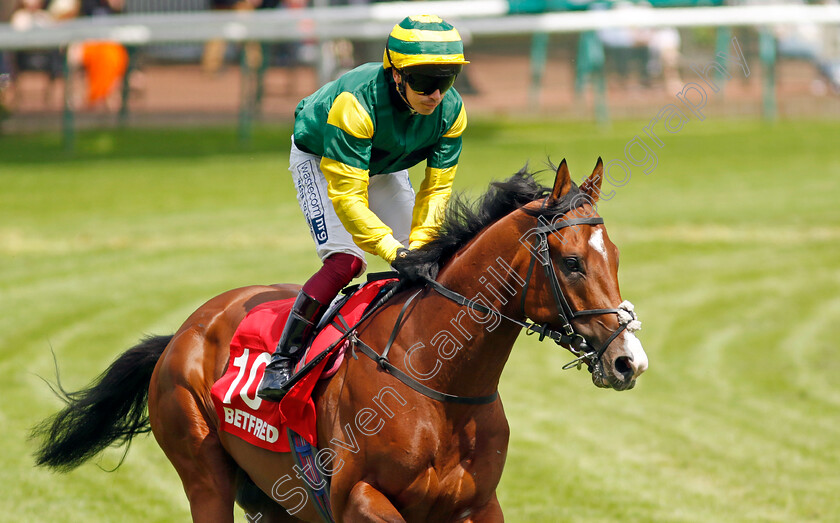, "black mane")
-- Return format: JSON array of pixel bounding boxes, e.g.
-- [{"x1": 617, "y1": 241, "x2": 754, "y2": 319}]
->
[{"x1": 405, "y1": 166, "x2": 584, "y2": 267}]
